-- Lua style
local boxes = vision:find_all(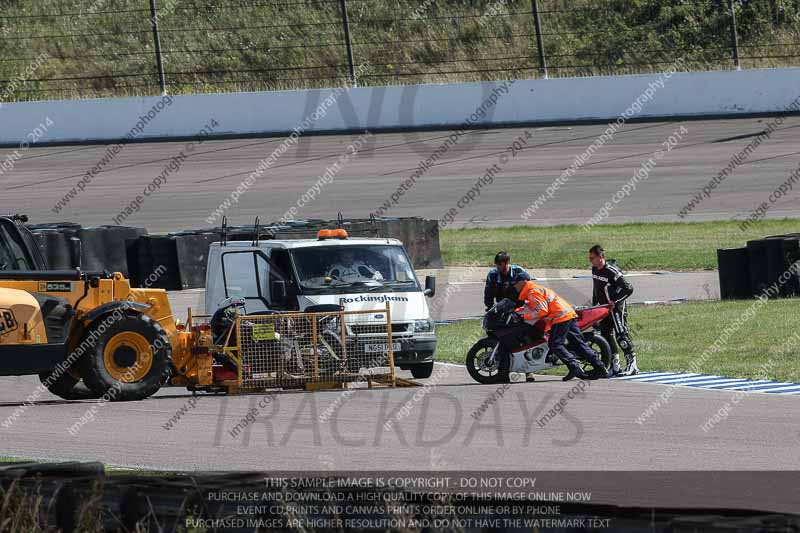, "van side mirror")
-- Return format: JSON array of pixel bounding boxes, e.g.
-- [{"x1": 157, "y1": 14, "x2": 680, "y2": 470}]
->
[
  {"x1": 69, "y1": 237, "x2": 82, "y2": 270},
  {"x1": 424, "y1": 275, "x2": 436, "y2": 297},
  {"x1": 271, "y1": 280, "x2": 287, "y2": 302}
]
